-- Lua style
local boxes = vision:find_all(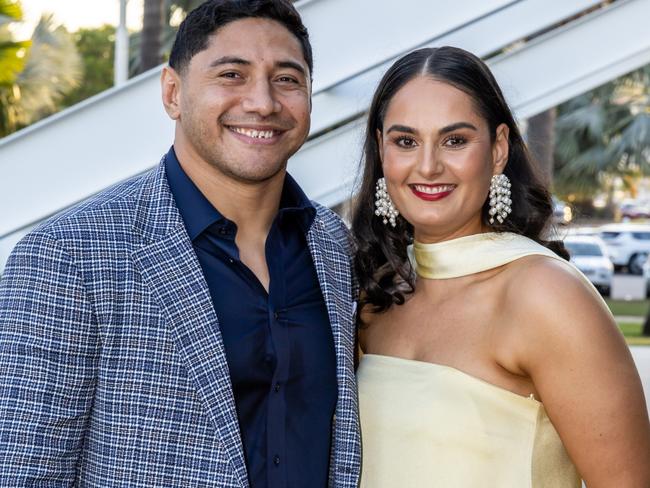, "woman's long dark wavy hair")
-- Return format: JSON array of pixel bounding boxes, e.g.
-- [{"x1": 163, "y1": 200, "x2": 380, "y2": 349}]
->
[{"x1": 351, "y1": 46, "x2": 568, "y2": 317}]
